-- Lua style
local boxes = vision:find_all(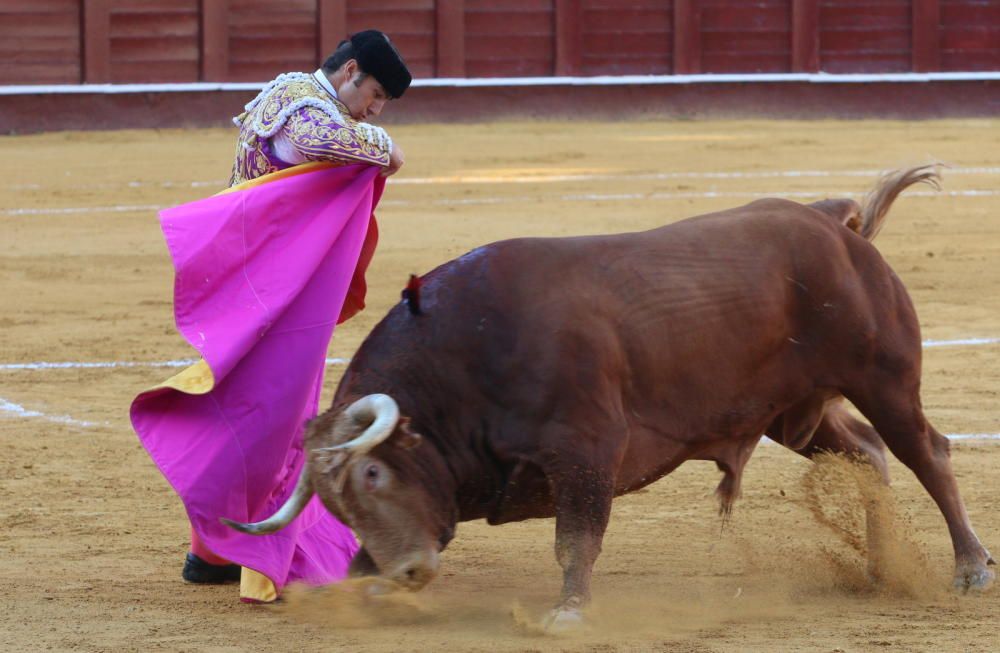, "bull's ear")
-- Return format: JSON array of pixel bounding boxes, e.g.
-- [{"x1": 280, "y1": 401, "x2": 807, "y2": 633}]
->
[{"x1": 395, "y1": 417, "x2": 423, "y2": 450}]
